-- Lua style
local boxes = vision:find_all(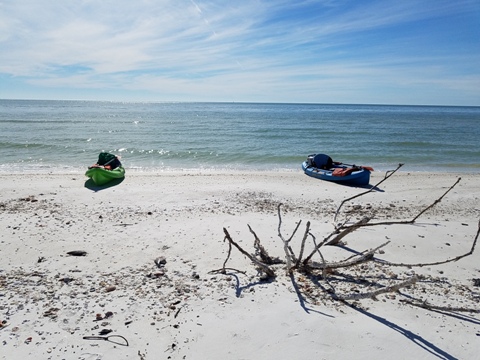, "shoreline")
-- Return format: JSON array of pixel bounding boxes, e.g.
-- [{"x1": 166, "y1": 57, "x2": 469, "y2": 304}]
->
[
  {"x1": 0, "y1": 166, "x2": 479, "y2": 175},
  {"x1": 1, "y1": 171, "x2": 479, "y2": 359}
]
